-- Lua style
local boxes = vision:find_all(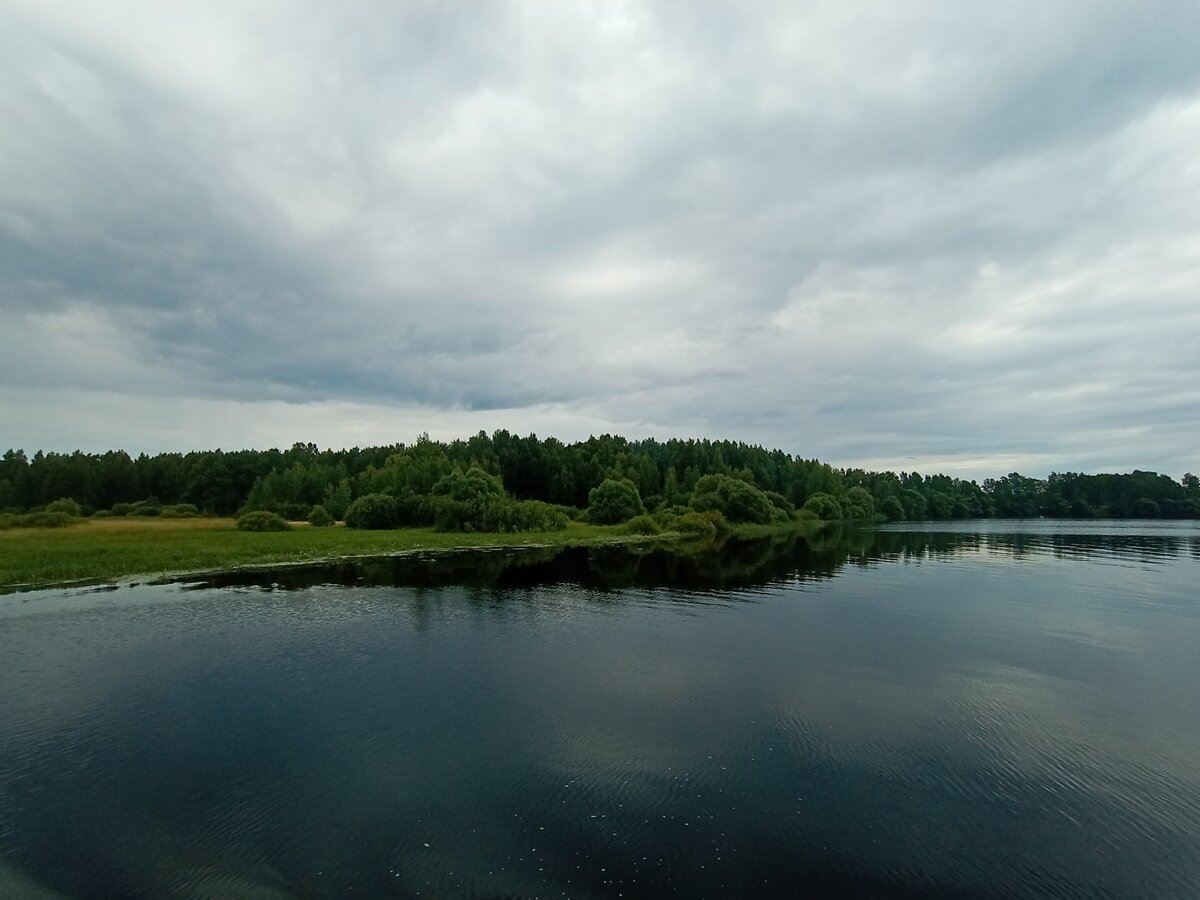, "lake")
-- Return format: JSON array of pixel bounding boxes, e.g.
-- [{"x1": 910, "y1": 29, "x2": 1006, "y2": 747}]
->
[{"x1": 2, "y1": 521, "x2": 1199, "y2": 898}]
